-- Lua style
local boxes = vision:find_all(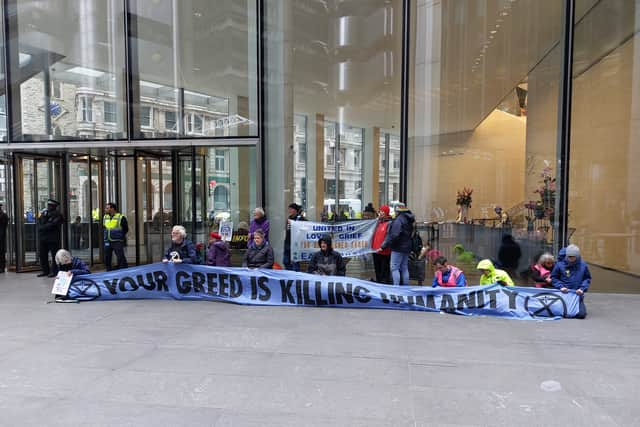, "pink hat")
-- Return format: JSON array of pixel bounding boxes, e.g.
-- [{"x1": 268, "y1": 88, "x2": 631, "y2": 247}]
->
[{"x1": 210, "y1": 232, "x2": 222, "y2": 240}]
